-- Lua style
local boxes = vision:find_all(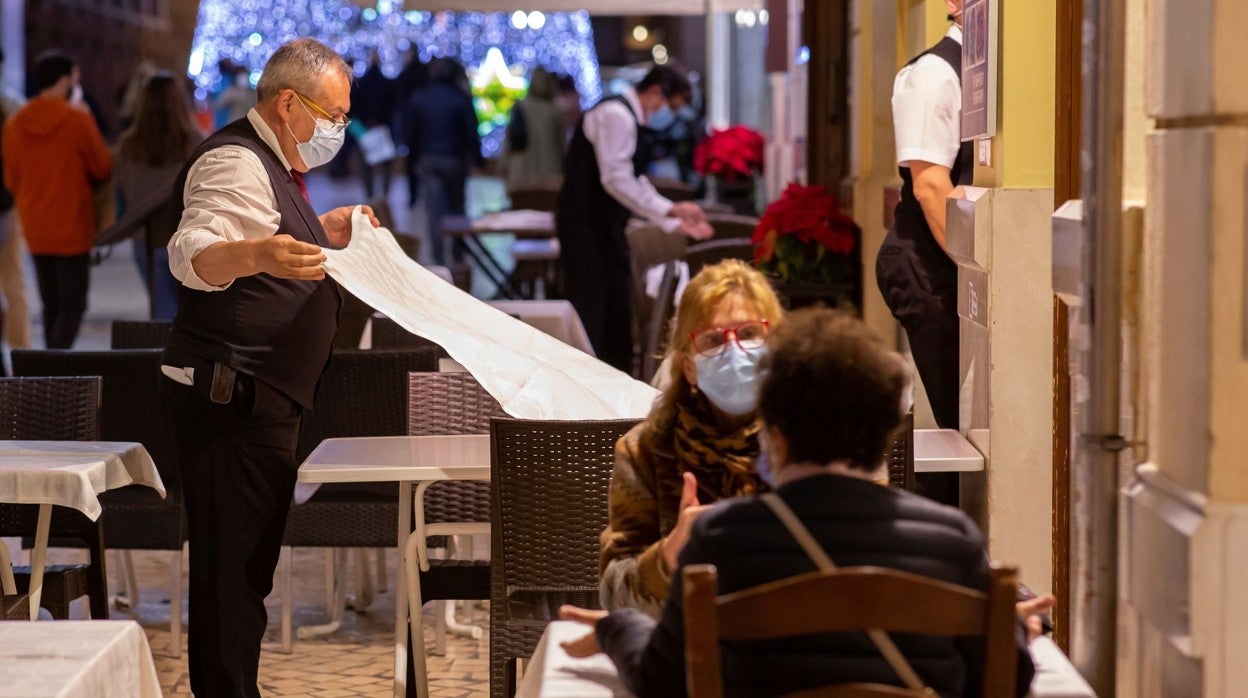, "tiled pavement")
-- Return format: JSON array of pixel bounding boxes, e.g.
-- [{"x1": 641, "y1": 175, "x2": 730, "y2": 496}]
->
[{"x1": 29, "y1": 545, "x2": 490, "y2": 697}]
